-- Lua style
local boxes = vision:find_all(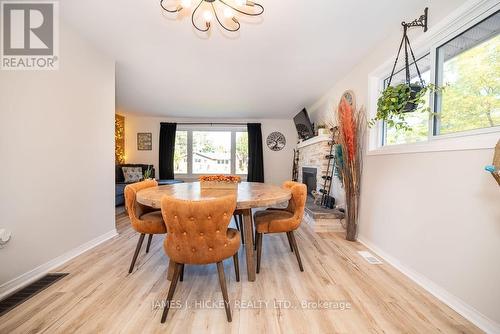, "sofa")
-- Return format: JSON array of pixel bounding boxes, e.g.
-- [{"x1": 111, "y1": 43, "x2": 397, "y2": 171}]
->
[{"x1": 115, "y1": 164, "x2": 155, "y2": 207}]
